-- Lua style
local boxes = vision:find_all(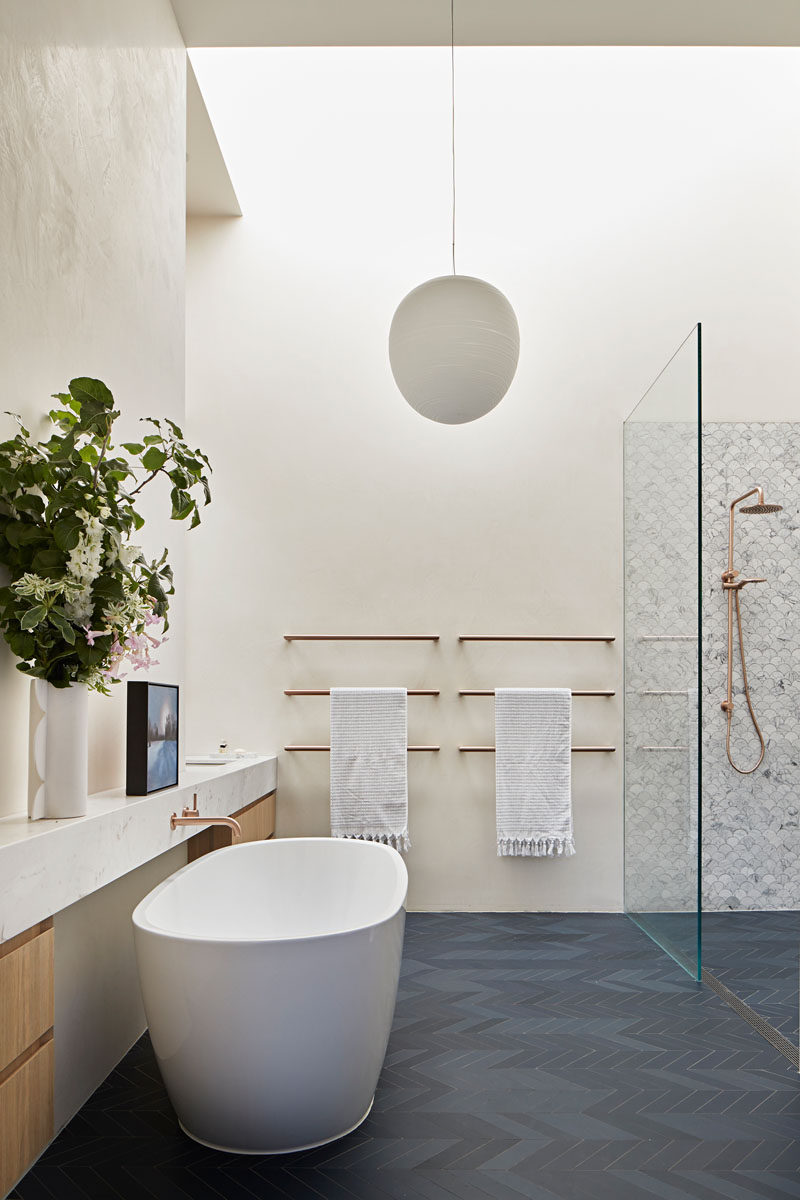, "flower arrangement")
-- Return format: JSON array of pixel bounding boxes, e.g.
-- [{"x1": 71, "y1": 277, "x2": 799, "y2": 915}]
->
[{"x1": 0, "y1": 378, "x2": 211, "y2": 693}]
